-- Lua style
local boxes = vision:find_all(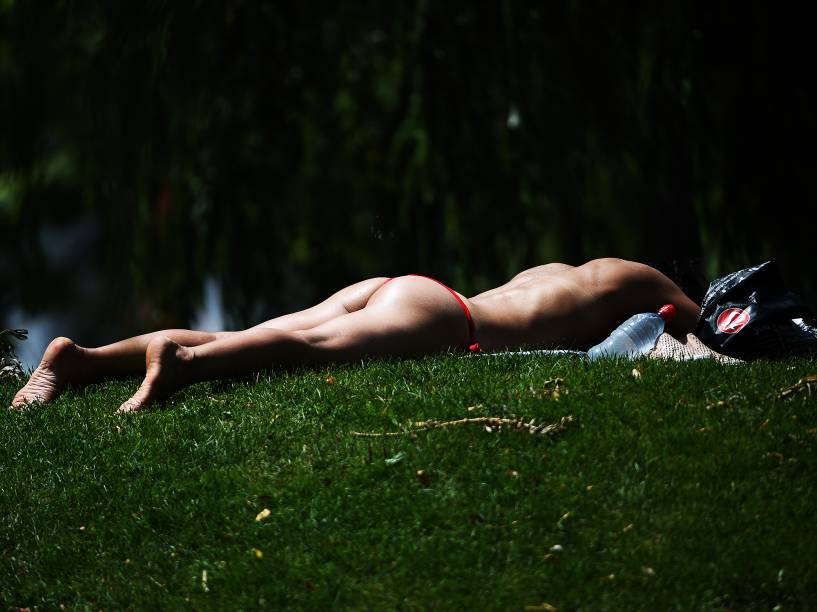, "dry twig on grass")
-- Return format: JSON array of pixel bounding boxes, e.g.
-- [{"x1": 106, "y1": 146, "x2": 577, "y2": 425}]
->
[
  {"x1": 351, "y1": 414, "x2": 574, "y2": 438},
  {"x1": 778, "y1": 374, "x2": 817, "y2": 399}
]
